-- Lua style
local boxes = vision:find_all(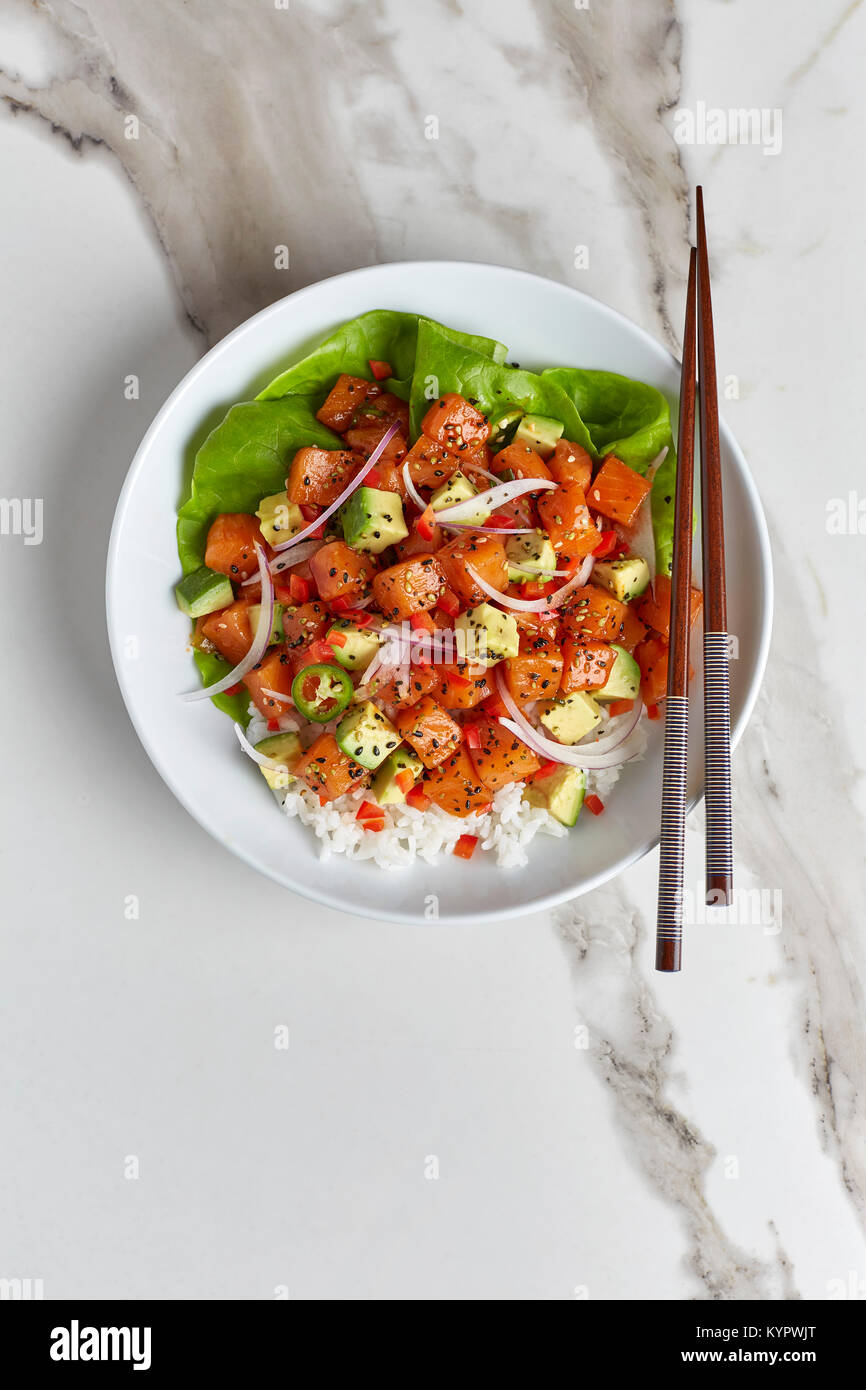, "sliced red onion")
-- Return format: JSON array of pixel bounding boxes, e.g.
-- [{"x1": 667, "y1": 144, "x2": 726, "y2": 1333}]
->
[
  {"x1": 183, "y1": 544, "x2": 273, "y2": 701},
  {"x1": 495, "y1": 667, "x2": 642, "y2": 768},
  {"x1": 234, "y1": 720, "x2": 292, "y2": 772},
  {"x1": 466, "y1": 555, "x2": 591, "y2": 613},
  {"x1": 620, "y1": 446, "x2": 668, "y2": 585},
  {"x1": 259, "y1": 688, "x2": 296, "y2": 711},
  {"x1": 435, "y1": 475, "x2": 555, "y2": 525},
  {"x1": 460, "y1": 458, "x2": 501, "y2": 486},
  {"x1": 270, "y1": 422, "x2": 399, "y2": 556},
  {"x1": 499, "y1": 714, "x2": 643, "y2": 770},
  {"x1": 245, "y1": 538, "x2": 320, "y2": 583},
  {"x1": 401, "y1": 458, "x2": 428, "y2": 513}
]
